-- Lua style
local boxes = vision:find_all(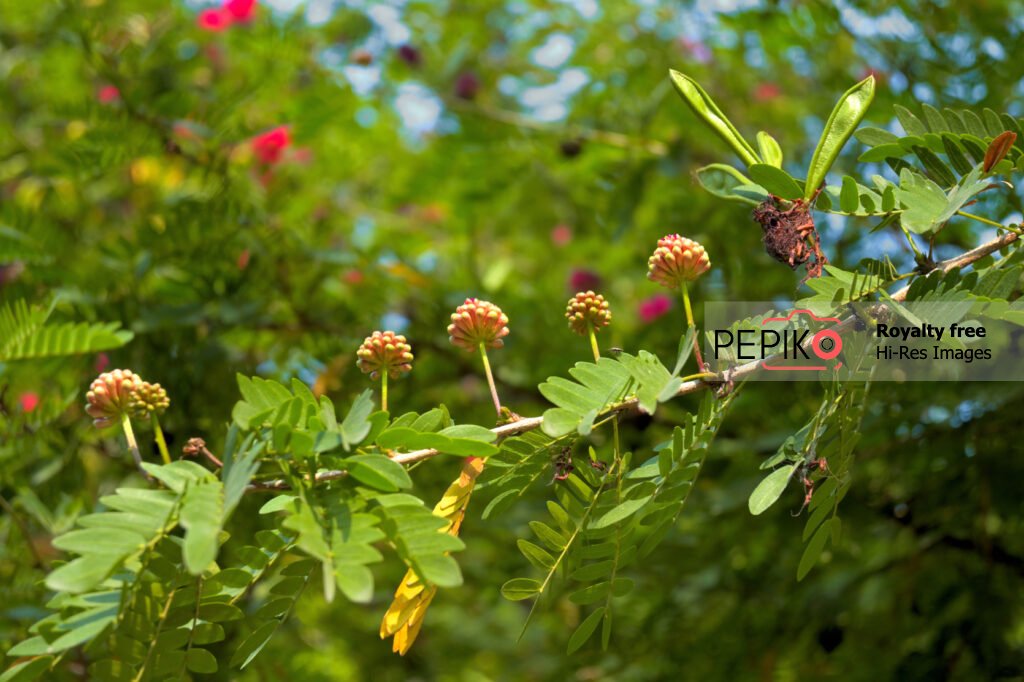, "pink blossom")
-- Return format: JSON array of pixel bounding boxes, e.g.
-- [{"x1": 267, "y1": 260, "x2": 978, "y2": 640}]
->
[
  {"x1": 678, "y1": 38, "x2": 711, "y2": 64},
  {"x1": 550, "y1": 224, "x2": 572, "y2": 247},
  {"x1": 19, "y1": 392, "x2": 39, "y2": 413},
  {"x1": 198, "y1": 8, "x2": 233, "y2": 32},
  {"x1": 569, "y1": 269, "x2": 602, "y2": 292},
  {"x1": 95, "y1": 353, "x2": 110, "y2": 373},
  {"x1": 224, "y1": 0, "x2": 256, "y2": 22},
  {"x1": 754, "y1": 83, "x2": 782, "y2": 102},
  {"x1": 97, "y1": 85, "x2": 120, "y2": 104},
  {"x1": 252, "y1": 126, "x2": 291, "y2": 164},
  {"x1": 638, "y1": 294, "x2": 673, "y2": 323}
]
